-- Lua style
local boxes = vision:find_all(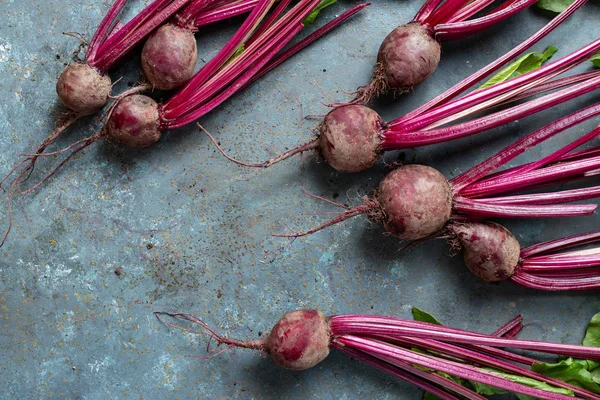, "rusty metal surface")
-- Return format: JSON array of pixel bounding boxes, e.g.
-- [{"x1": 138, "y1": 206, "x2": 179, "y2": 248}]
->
[{"x1": 1, "y1": 0, "x2": 600, "y2": 398}]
